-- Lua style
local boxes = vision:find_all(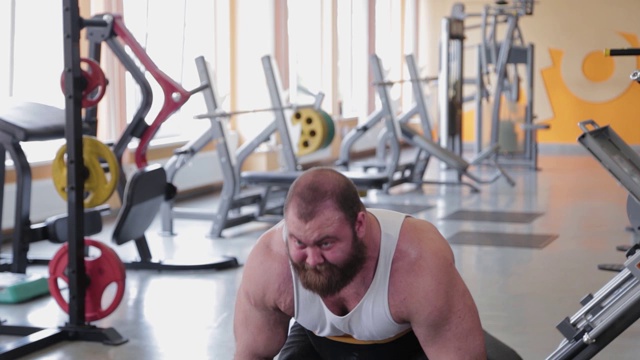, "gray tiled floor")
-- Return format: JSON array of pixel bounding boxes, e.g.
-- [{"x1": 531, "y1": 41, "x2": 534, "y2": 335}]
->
[{"x1": 1, "y1": 152, "x2": 640, "y2": 359}]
